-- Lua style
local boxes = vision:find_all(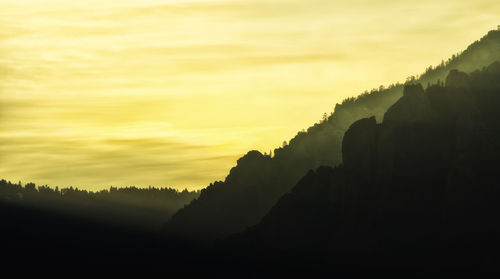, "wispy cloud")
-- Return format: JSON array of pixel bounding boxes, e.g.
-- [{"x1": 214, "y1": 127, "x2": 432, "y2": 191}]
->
[{"x1": 1, "y1": 0, "x2": 499, "y2": 189}]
